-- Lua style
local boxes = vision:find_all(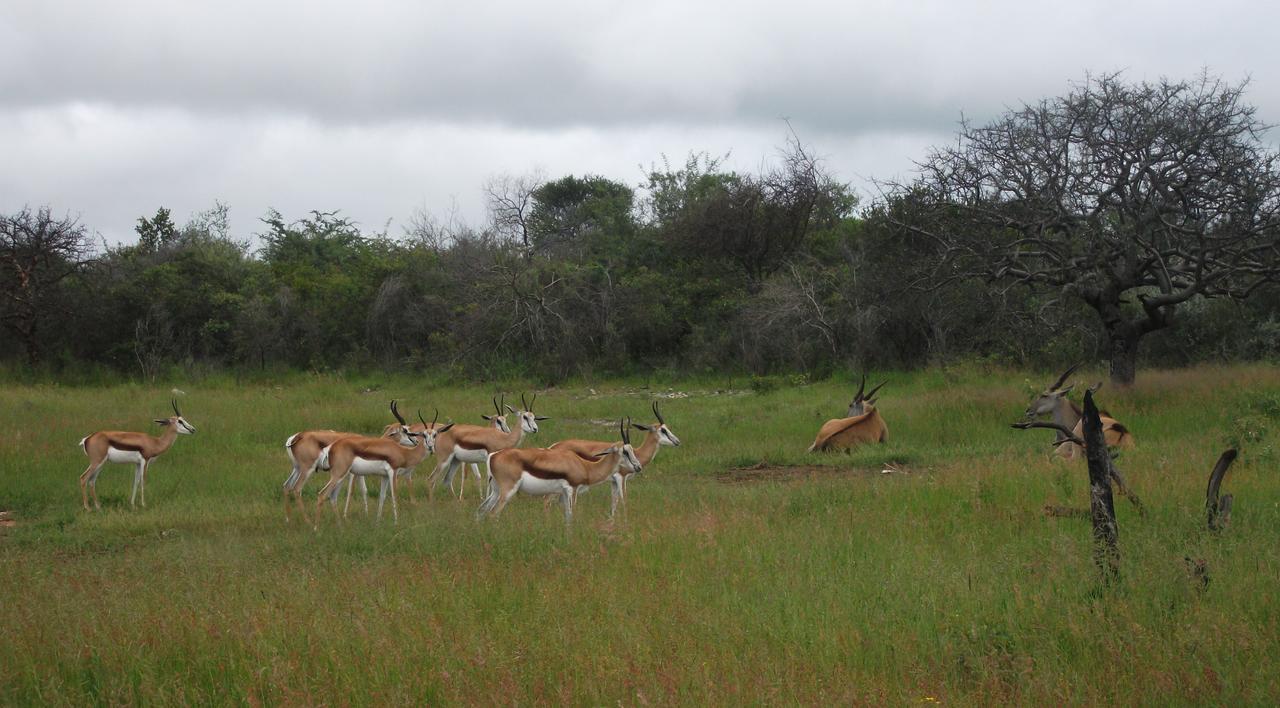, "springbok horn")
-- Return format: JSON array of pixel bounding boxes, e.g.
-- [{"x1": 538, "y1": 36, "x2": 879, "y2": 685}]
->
[
  {"x1": 530, "y1": 392, "x2": 537, "y2": 410},
  {"x1": 653, "y1": 400, "x2": 664, "y2": 424},
  {"x1": 391, "y1": 400, "x2": 407, "y2": 425},
  {"x1": 522, "y1": 392, "x2": 529, "y2": 411},
  {"x1": 855, "y1": 374, "x2": 867, "y2": 402},
  {"x1": 432, "y1": 407, "x2": 439, "y2": 427},
  {"x1": 499, "y1": 393, "x2": 505, "y2": 414},
  {"x1": 865, "y1": 381, "x2": 887, "y2": 400},
  {"x1": 418, "y1": 409, "x2": 428, "y2": 427},
  {"x1": 620, "y1": 417, "x2": 629, "y2": 446},
  {"x1": 492, "y1": 396, "x2": 500, "y2": 415},
  {"x1": 1050, "y1": 362, "x2": 1082, "y2": 392},
  {"x1": 171, "y1": 398, "x2": 181, "y2": 417}
]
